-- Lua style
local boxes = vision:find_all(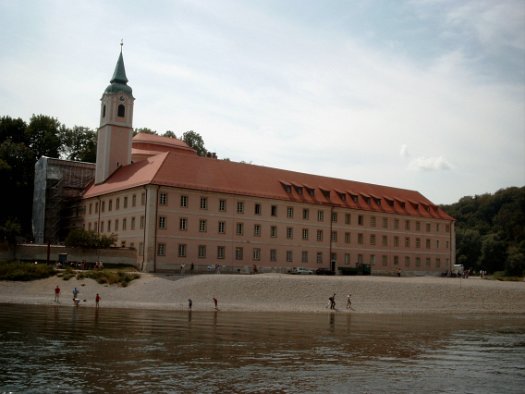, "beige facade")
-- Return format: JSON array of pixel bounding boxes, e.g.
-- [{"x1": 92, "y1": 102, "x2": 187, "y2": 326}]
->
[{"x1": 83, "y1": 186, "x2": 454, "y2": 274}]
